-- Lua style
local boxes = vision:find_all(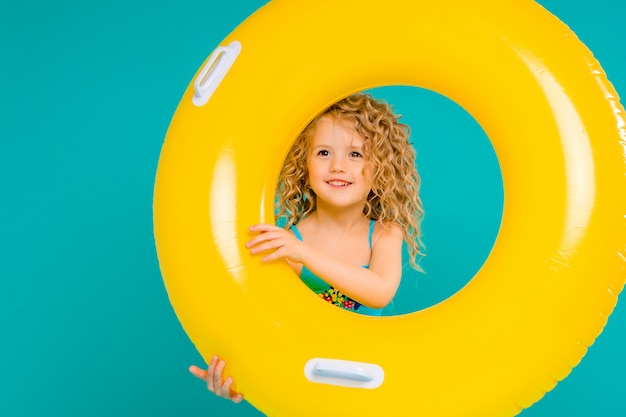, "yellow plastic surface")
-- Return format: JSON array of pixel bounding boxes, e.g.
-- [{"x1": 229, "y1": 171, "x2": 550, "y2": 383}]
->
[{"x1": 153, "y1": 0, "x2": 626, "y2": 415}]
